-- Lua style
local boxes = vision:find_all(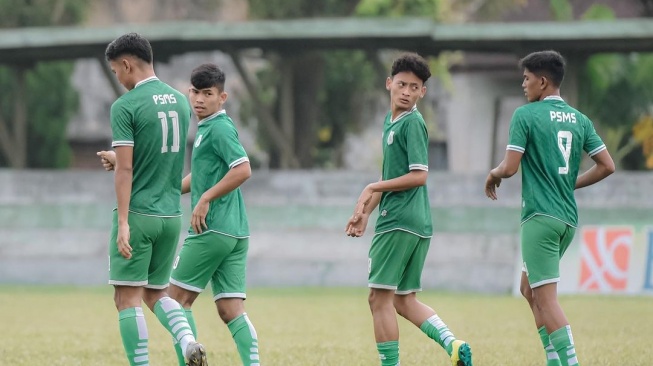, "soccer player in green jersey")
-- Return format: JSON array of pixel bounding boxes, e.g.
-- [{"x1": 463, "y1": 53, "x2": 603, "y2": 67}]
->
[
  {"x1": 485, "y1": 50, "x2": 615, "y2": 366},
  {"x1": 98, "y1": 33, "x2": 207, "y2": 366},
  {"x1": 165, "y1": 63, "x2": 262, "y2": 366},
  {"x1": 346, "y1": 53, "x2": 473, "y2": 366}
]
